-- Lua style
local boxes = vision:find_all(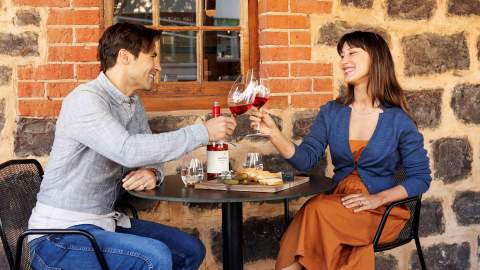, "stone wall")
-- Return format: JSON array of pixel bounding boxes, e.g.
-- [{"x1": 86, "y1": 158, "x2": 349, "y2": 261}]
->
[{"x1": 0, "y1": 0, "x2": 479, "y2": 269}]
